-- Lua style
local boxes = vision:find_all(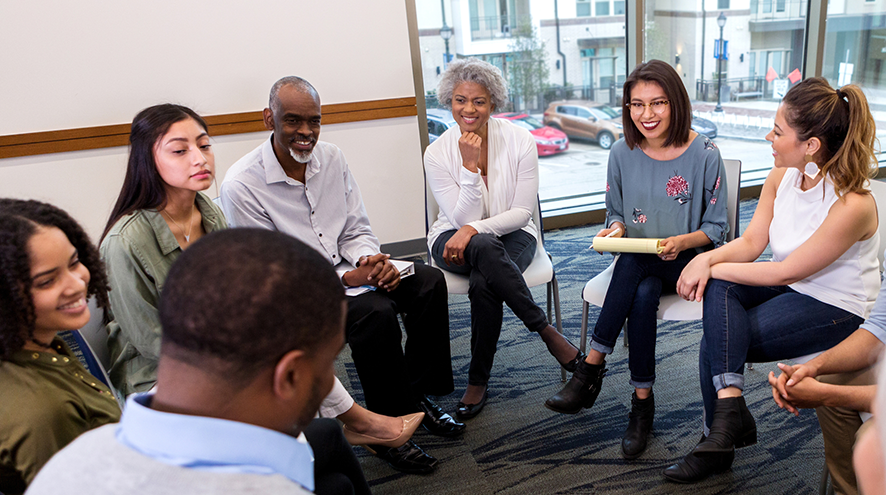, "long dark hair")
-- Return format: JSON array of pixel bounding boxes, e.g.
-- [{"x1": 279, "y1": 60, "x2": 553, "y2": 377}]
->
[
  {"x1": 100, "y1": 104, "x2": 208, "y2": 242},
  {"x1": 782, "y1": 78, "x2": 877, "y2": 197},
  {"x1": 622, "y1": 60, "x2": 693, "y2": 150},
  {"x1": 0, "y1": 199, "x2": 111, "y2": 359}
]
